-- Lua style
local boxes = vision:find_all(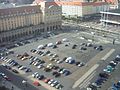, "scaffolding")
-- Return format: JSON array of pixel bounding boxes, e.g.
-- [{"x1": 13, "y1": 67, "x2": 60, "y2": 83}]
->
[{"x1": 100, "y1": 10, "x2": 120, "y2": 28}]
